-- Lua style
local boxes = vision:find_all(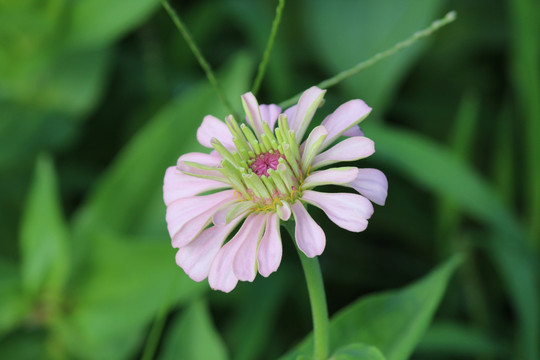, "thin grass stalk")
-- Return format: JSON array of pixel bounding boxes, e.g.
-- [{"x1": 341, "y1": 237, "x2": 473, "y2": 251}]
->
[
  {"x1": 251, "y1": 0, "x2": 286, "y2": 95},
  {"x1": 161, "y1": 0, "x2": 239, "y2": 119},
  {"x1": 278, "y1": 11, "x2": 457, "y2": 108}
]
